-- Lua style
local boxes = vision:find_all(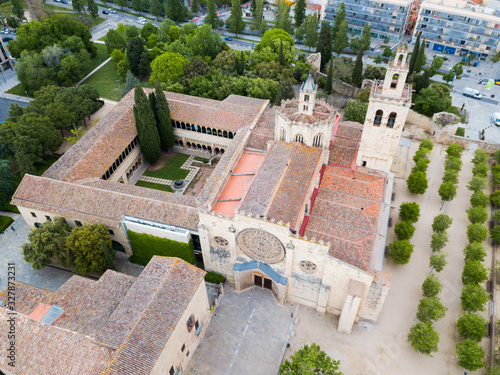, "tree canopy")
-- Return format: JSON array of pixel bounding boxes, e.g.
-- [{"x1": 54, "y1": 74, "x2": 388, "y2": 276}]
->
[
  {"x1": 407, "y1": 322, "x2": 439, "y2": 356},
  {"x1": 279, "y1": 343, "x2": 343, "y2": 375}
]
